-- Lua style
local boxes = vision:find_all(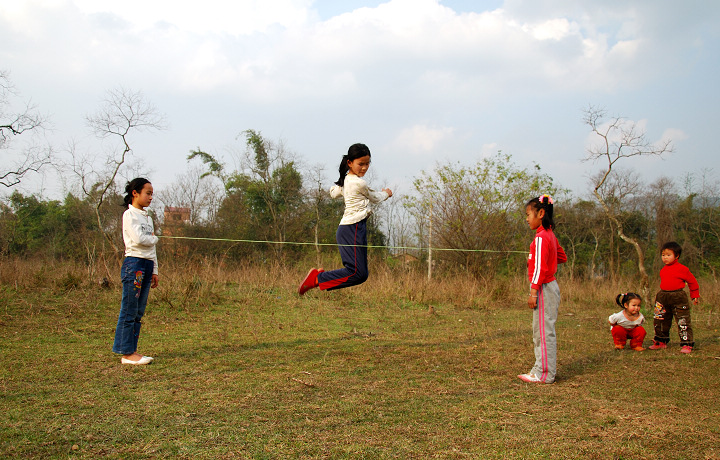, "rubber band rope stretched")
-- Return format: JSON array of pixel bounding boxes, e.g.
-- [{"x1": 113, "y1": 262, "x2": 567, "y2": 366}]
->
[{"x1": 157, "y1": 235, "x2": 528, "y2": 254}]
